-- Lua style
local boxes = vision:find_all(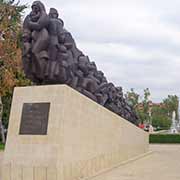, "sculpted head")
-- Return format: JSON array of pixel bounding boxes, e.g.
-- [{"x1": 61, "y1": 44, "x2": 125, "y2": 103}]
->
[
  {"x1": 31, "y1": 1, "x2": 46, "y2": 12},
  {"x1": 49, "y1": 8, "x2": 59, "y2": 18},
  {"x1": 31, "y1": 3, "x2": 40, "y2": 14},
  {"x1": 30, "y1": 1, "x2": 46, "y2": 21},
  {"x1": 49, "y1": 8, "x2": 64, "y2": 27}
]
